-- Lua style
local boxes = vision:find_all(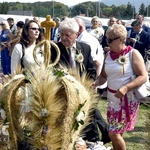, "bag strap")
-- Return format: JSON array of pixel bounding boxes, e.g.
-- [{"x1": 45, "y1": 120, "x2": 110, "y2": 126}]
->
[
  {"x1": 129, "y1": 49, "x2": 136, "y2": 75},
  {"x1": 130, "y1": 49, "x2": 149, "y2": 81},
  {"x1": 20, "y1": 43, "x2": 25, "y2": 68}
]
